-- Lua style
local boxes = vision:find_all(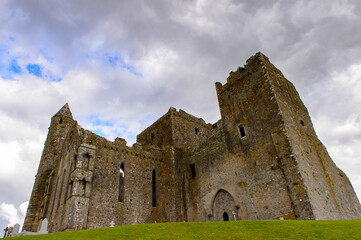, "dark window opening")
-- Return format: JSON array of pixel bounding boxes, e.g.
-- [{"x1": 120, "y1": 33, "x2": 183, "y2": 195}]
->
[
  {"x1": 300, "y1": 120, "x2": 304, "y2": 126},
  {"x1": 59, "y1": 118, "x2": 63, "y2": 124},
  {"x1": 195, "y1": 127, "x2": 200, "y2": 135},
  {"x1": 228, "y1": 95, "x2": 231, "y2": 101},
  {"x1": 254, "y1": 161, "x2": 257, "y2": 166},
  {"x1": 152, "y1": 170, "x2": 156, "y2": 207},
  {"x1": 265, "y1": 206, "x2": 269, "y2": 210},
  {"x1": 119, "y1": 163, "x2": 125, "y2": 202},
  {"x1": 120, "y1": 162, "x2": 125, "y2": 173},
  {"x1": 223, "y1": 212, "x2": 229, "y2": 221},
  {"x1": 239, "y1": 124, "x2": 246, "y2": 138},
  {"x1": 190, "y1": 163, "x2": 196, "y2": 179},
  {"x1": 151, "y1": 132, "x2": 155, "y2": 140}
]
